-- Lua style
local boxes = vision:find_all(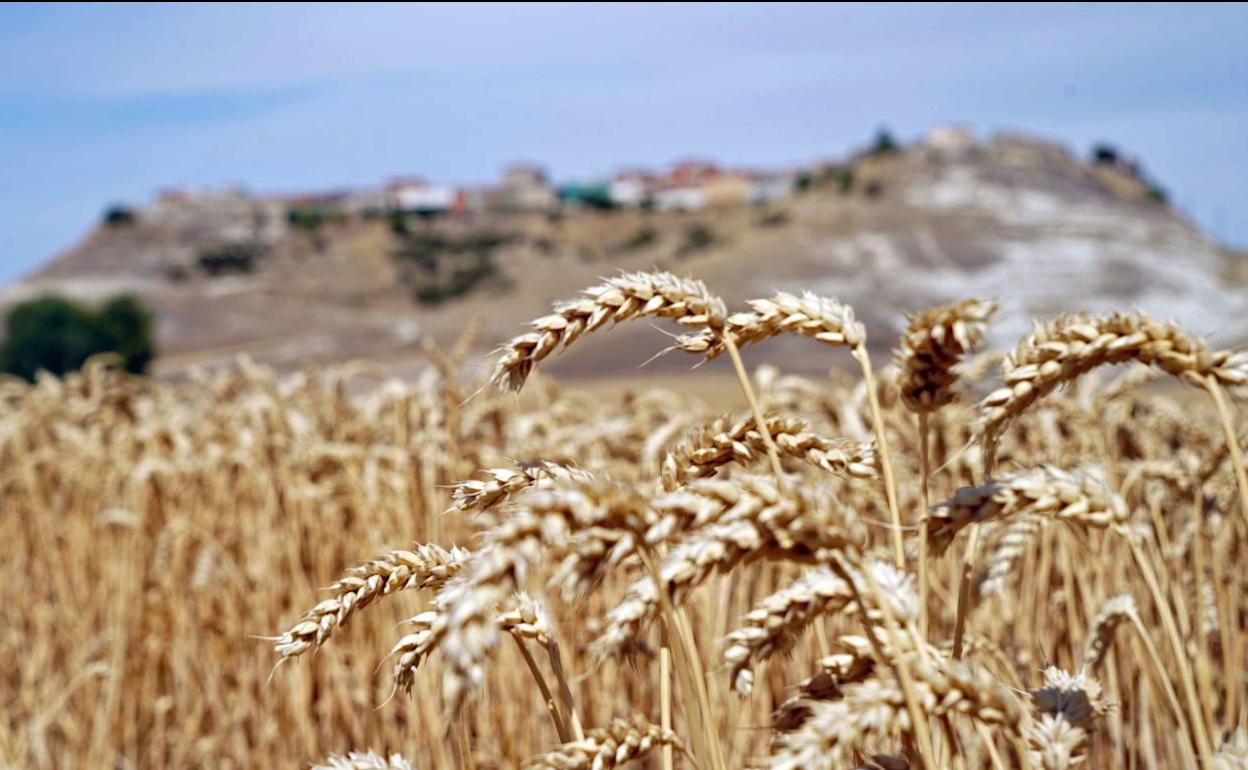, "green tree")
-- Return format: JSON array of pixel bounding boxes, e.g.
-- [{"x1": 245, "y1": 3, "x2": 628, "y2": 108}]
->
[
  {"x1": 96, "y1": 295, "x2": 156, "y2": 374},
  {"x1": 0, "y1": 294, "x2": 156, "y2": 381}
]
